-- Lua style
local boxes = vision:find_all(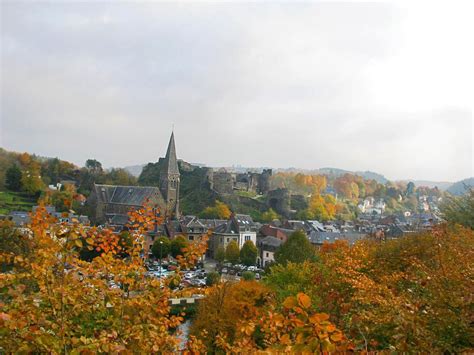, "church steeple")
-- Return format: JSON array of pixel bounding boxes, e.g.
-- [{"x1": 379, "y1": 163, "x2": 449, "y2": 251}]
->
[
  {"x1": 160, "y1": 132, "x2": 180, "y2": 218},
  {"x1": 162, "y1": 131, "x2": 180, "y2": 176}
]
